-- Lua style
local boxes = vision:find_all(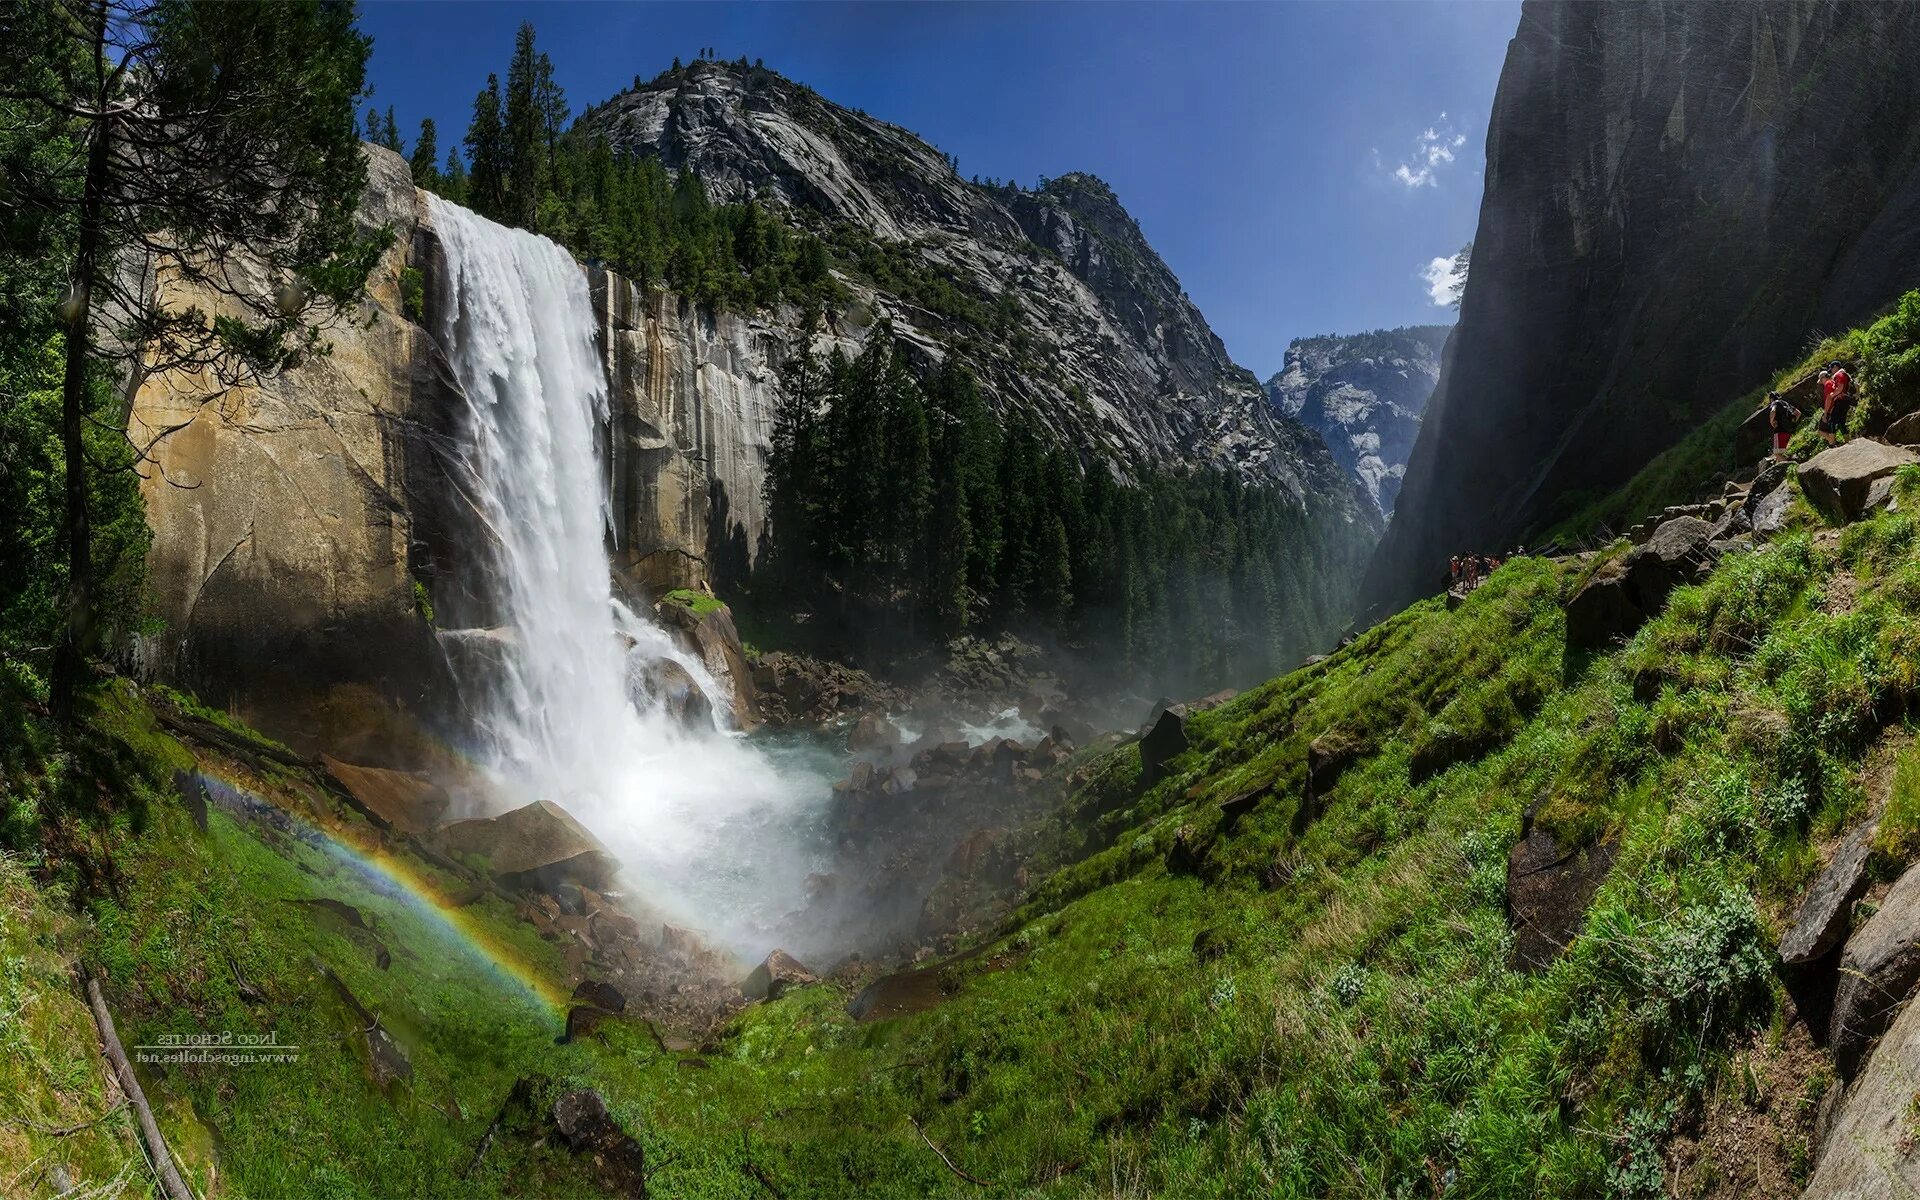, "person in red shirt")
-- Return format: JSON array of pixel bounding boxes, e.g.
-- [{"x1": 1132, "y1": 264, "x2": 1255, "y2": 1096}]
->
[{"x1": 1820, "y1": 361, "x2": 1853, "y2": 445}]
